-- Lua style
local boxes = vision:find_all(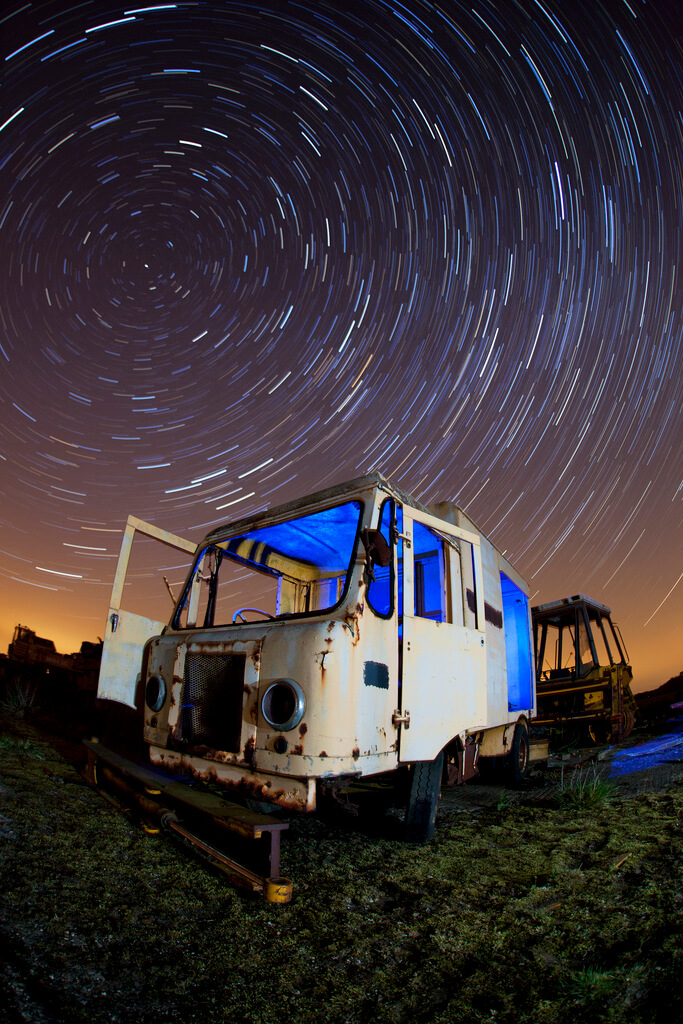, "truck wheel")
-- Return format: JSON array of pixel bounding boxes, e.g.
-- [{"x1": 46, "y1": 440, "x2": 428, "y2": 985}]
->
[
  {"x1": 503, "y1": 721, "x2": 529, "y2": 785},
  {"x1": 404, "y1": 751, "x2": 444, "y2": 843}
]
